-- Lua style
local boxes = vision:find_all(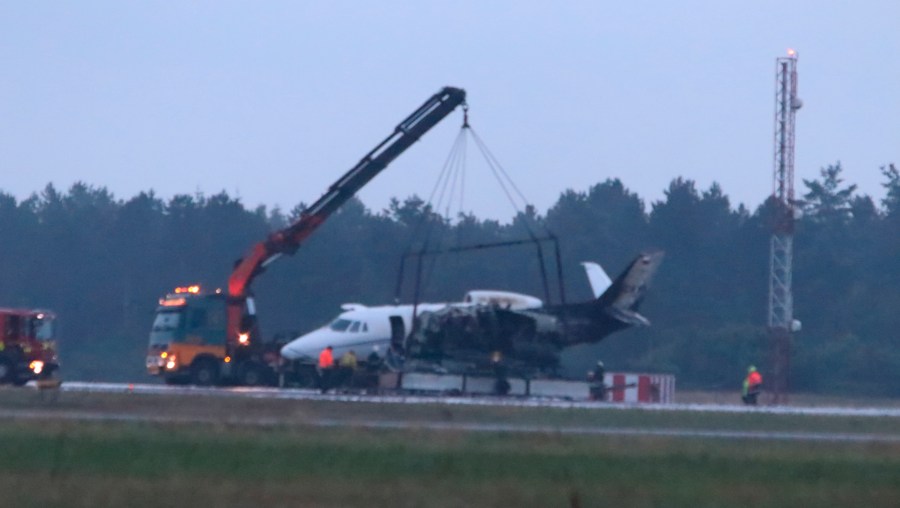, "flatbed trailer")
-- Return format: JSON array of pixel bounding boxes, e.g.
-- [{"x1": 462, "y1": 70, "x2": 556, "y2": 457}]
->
[{"x1": 279, "y1": 365, "x2": 675, "y2": 403}]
